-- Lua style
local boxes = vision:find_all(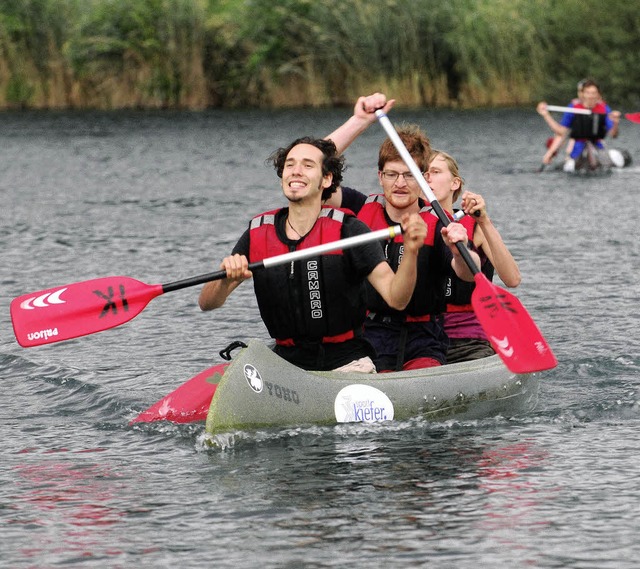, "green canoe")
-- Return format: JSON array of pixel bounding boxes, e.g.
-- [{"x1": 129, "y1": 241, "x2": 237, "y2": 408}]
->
[{"x1": 204, "y1": 339, "x2": 540, "y2": 434}]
